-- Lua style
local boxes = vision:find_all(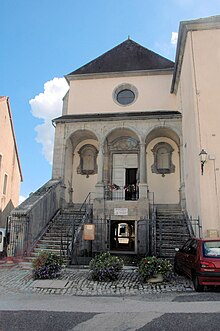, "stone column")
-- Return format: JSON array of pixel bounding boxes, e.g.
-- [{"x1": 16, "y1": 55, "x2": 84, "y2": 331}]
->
[
  {"x1": 139, "y1": 143, "x2": 147, "y2": 183},
  {"x1": 95, "y1": 142, "x2": 105, "y2": 199},
  {"x1": 139, "y1": 143, "x2": 148, "y2": 199},
  {"x1": 97, "y1": 143, "x2": 104, "y2": 184}
]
